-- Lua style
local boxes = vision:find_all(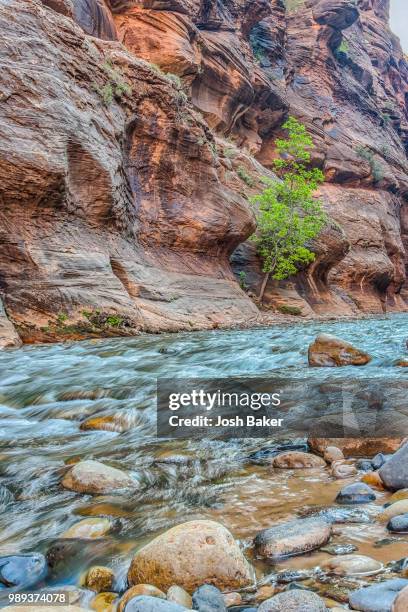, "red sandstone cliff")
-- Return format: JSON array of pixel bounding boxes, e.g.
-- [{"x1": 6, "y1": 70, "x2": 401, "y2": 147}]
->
[{"x1": 0, "y1": 0, "x2": 407, "y2": 345}]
